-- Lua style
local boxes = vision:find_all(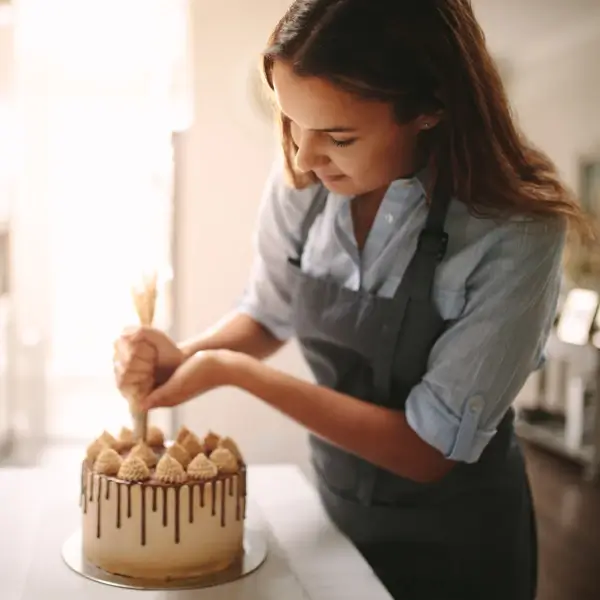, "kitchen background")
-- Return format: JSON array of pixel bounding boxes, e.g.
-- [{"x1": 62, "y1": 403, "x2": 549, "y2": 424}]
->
[{"x1": 0, "y1": 0, "x2": 599, "y2": 597}]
